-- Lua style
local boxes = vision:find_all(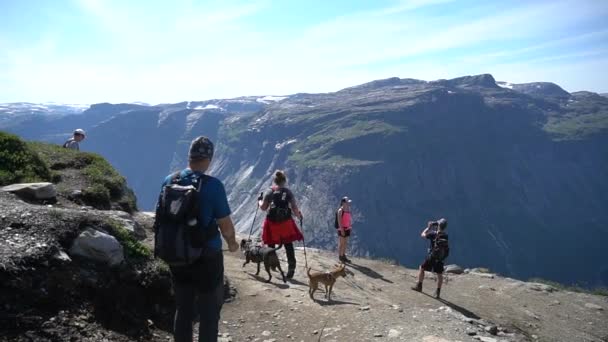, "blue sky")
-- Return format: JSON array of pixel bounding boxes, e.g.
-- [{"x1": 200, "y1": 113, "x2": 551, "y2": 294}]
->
[{"x1": 0, "y1": 0, "x2": 607, "y2": 104}]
